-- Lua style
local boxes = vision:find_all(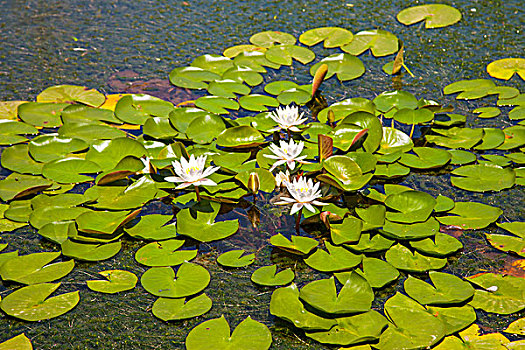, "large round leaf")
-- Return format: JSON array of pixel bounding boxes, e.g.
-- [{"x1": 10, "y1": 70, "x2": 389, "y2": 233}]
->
[
  {"x1": 305, "y1": 242, "x2": 362, "y2": 272},
  {"x1": 29, "y1": 134, "x2": 88, "y2": 163},
  {"x1": 385, "y1": 244, "x2": 446, "y2": 272},
  {"x1": 474, "y1": 128, "x2": 506, "y2": 150},
  {"x1": 238, "y1": 94, "x2": 279, "y2": 112},
  {"x1": 399, "y1": 147, "x2": 451, "y2": 169},
  {"x1": 249, "y1": 31, "x2": 295, "y2": 47},
  {"x1": 191, "y1": 54, "x2": 234, "y2": 75},
  {"x1": 342, "y1": 29, "x2": 398, "y2": 57},
  {"x1": 310, "y1": 54, "x2": 365, "y2": 81},
  {"x1": 124, "y1": 214, "x2": 177, "y2": 241},
  {"x1": 0, "y1": 252, "x2": 74, "y2": 285},
  {"x1": 37, "y1": 85, "x2": 105, "y2": 107},
  {"x1": 135, "y1": 239, "x2": 197, "y2": 266},
  {"x1": 299, "y1": 27, "x2": 353, "y2": 48},
  {"x1": 436, "y1": 202, "x2": 502, "y2": 229},
  {"x1": 451, "y1": 163, "x2": 515, "y2": 192},
  {"x1": 152, "y1": 294, "x2": 212, "y2": 321},
  {"x1": 141, "y1": 263, "x2": 210, "y2": 298},
  {"x1": 87, "y1": 270, "x2": 138, "y2": 294},
  {"x1": 487, "y1": 58, "x2": 525, "y2": 81},
  {"x1": 216, "y1": 250, "x2": 255, "y2": 268},
  {"x1": 195, "y1": 96, "x2": 239, "y2": 114},
  {"x1": 426, "y1": 127, "x2": 483, "y2": 149},
  {"x1": 186, "y1": 114, "x2": 226, "y2": 144},
  {"x1": 115, "y1": 94, "x2": 174, "y2": 124},
  {"x1": 1, "y1": 144, "x2": 43, "y2": 175},
  {"x1": 317, "y1": 98, "x2": 376, "y2": 123},
  {"x1": 467, "y1": 273, "x2": 525, "y2": 314},
  {"x1": 404, "y1": 272, "x2": 474, "y2": 305},
  {"x1": 176, "y1": 202, "x2": 239, "y2": 242},
  {"x1": 0, "y1": 174, "x2": 53, "y2": 201},
  {"x1": 269, "y1": 234, "x2": 318, "y2": 255},
  {"x1": 378, "y1": 127, "x2": 413, "y2": 154},
  {"x1": 61, "y1": 240, "x2": 122, "y2": 261},
  {"x1": 397, "y1": 4, "x2": 462, "y2": 28},
  {"x1": 351, "y1": 257, "x2": 399, "y2": 288},
  {"x1": 207, "y1": 79, "x2": 251, "y2": 99},
  {"x1": 381, "y1": 218, "x2": 440, "y2": 240},
  {"x1": 0, "y1": 333, "x2": 33, "y2": 350},
  {"x1": 18, "y1": 102, "x2": 69, "y2": 128},
  {"x1": 373, "y1": 91, "x2": 418, "y2": 115},
  {"x1": 409, "y1": 232, "x2": 463, "y2": 257},
  {"x1": 385, "y1": 190, "x2": 436, "y2": 223},
  {"x1": 169, "y1": 66, "x2": 220, "y2": 89},
  {"x1": 85, "y1": 137, "x2": 147, "y2": 171},
  {"x1": 42, "y1": 158, "x2": 101, "y2": 184},
  {"x1": 340, "y1": 112, "x2": 383, "y2": 152},
  {"x1": 216, "y1": 126, "x2": 265, "y2": 148},
  {"x1": 265, "y1": 45, "x2": 315, "y2": 65},
  {"x1": 251, "y1": 265, "x2": 294, "y2": 286}
]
